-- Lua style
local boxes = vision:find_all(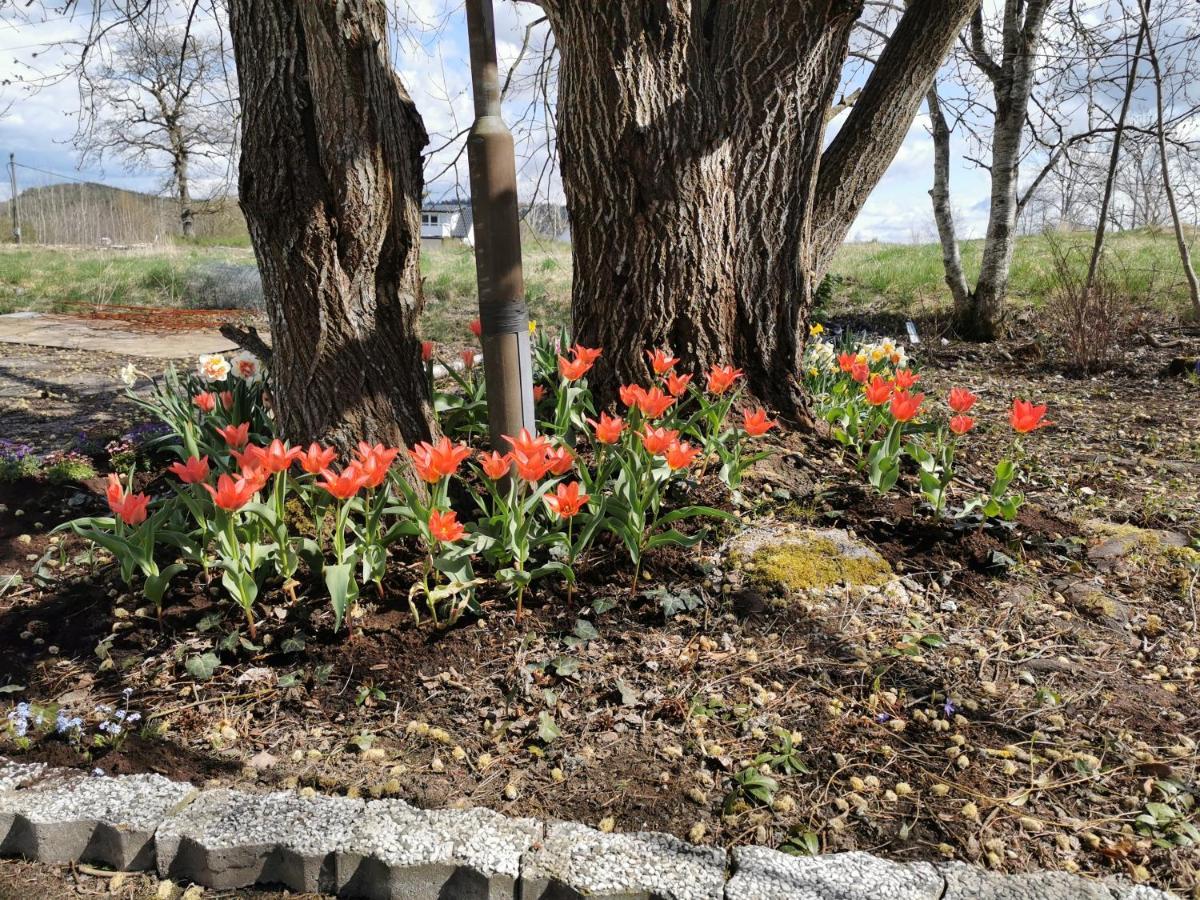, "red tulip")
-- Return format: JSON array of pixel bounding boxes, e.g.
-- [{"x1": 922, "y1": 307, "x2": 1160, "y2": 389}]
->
[
  {"x1": 469, "y1": 319, "x2": 482, "y2": 338},
  {"x1": 1010, "y1": 399, "x2": 1051, "y2": 433},
  {"x1": 640, "y1": 425, "x2": 679, "y2": 455},
  {"x1": 837, "y1": 353, "x2": 856, "y2": 373},
  {"x1": 889, "y1": 391, "x2": 925, "y2": 423},
  {"x1": 504, "y1": 429, "x2": 554, "y2": 482},
  {"x1": 949, "y1": 415, "x2": 975, "y2": 435},
  {"x1": 216, "y1": 422, "x2": 251, "y2": 450},
  {"x1": 546, "y1": 445, "x2": 575, "y2": 476},
  {"x1": 572, "y1": 345, "x2": 602, "y2": 367},
  {"x1": 355, "y1": 442, "x2": 401, "y2": 489},
  {"x1": 193, "y1": 391, "x2": 216, "y2": 413},
  {"x1": 646, "y1": 348, "x2": 678, "y2": 375},
  {"x1": 664, "y1": 440, "x2": 702, "y2": 470},
  {"x1": 635, "y1": 386, "x2": 676, "y2": 418},
  {"x1": 947, "y1": 387, "x2": 977, "y2": 414},
  {"x1": 706, "y1": 364, "x2": 743, "y2": 395},
  {"x1": 219, "y1": 391, "x2": 234, "y2": 410},
  {"x1": 619, "y1": 384, "x2": 646, "y2": 409},
  {"x1": 297, "y1": 443, "x2": 337, "y2": 475},
  {"x1": 113, "y1": 491, "x2": 150, "y2": 526},
  {"x1": 558, "y1": 353, "x2": 591, "y2": 381},
  {"x1": 545, "y1": 481, "x2": 589, "y2": 519},
  {"x1": 410, "y1": 437, "x2": 470, "y2": 483},
  {"x1": 863, "y1": 374, "x2": 892, "y2": 406},
  {"x1": 421, "y1": 340, "x2": 435, "y2": 362},
  {"x1": 893, "y1": 369, "x2": 919, "y2": 390},
  {"x1": 204, "y1": 472, "x2": 260, "y2": 511},
  {"x1": 589, "y1": 412, "x2": 625, "y2": 445},
  {"x1": 478, "y1": 450, "x2": 511, "y2": 481},
  {"x1": 850, "y1": 361, "x2": 870, "y2": 384},
  {"x1": 461, "y1": 349, "x2": 477, "y2": 370},
  {"x1": 742, "y1": 408, "x2": 777, "y2": 437},
  {"x1": 532, "y1": 385, "x2": 547, "y2": 403},
  {"x1": 316, "y1": 464, "x2": 369, "y2": 500},
  {"x1": 665, "y1": 372, "x2": 692, "y2": 397},
  {"x1": 256, "y1": 439, "x2": 303, "y2": 475},
  {"x1": 429, "y1": 508, "x2": 465, "y2": 543},
  {"x1": 105, "y1": 473, "x2": 124, "y2": 509},
  {"x1": 169, "y1": 455, "x2": 210, "y2": 484}
]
